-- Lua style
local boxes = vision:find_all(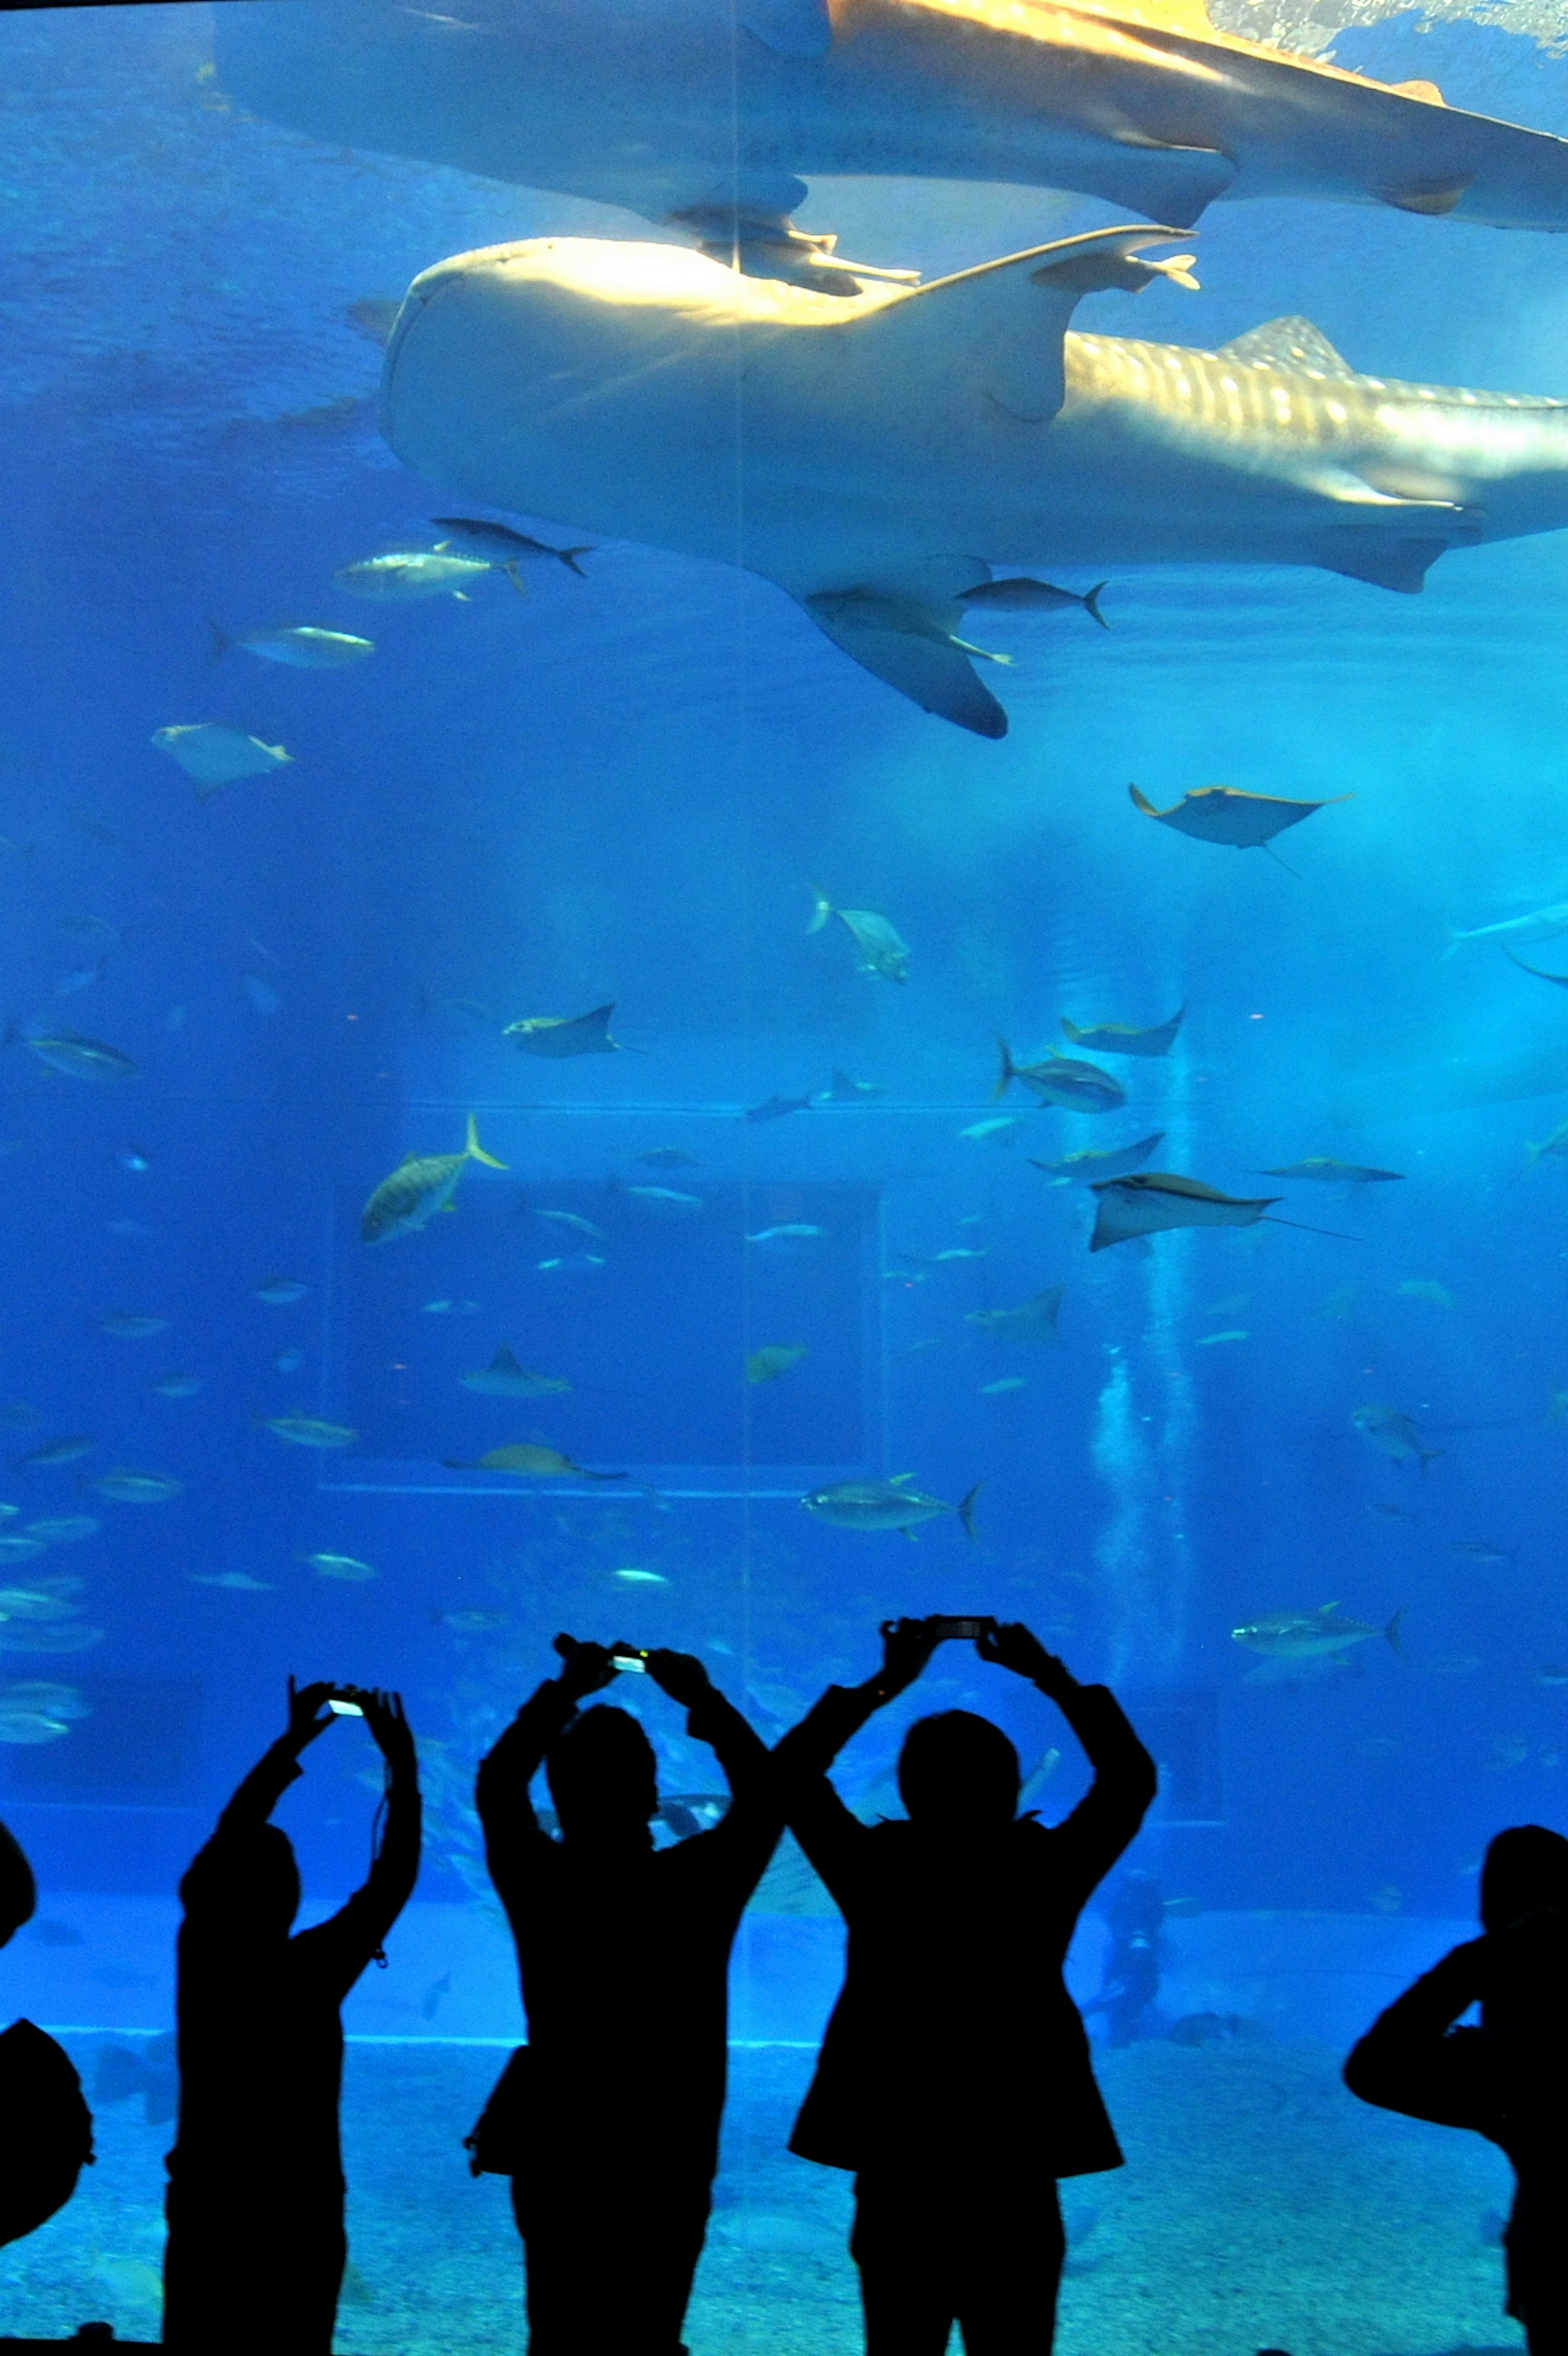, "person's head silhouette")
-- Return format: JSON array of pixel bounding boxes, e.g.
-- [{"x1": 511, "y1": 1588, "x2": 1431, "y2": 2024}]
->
[
  {"x1": 548, "y1": 1705, "x2": 659, "y2": 1843},
  {"x1": 0, "y1": 1817, "x2": 36, "y2": 1950},
  {"x1": 1480, "y1": 1823, "x2": 1568, "y2": 1933},
  {"x1": 181, "y1": 1821, "x2": 301, "y2": 1939},
  {"x1": 898, "y1": 1709, "x2": 1020, "y2": 1831}
]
